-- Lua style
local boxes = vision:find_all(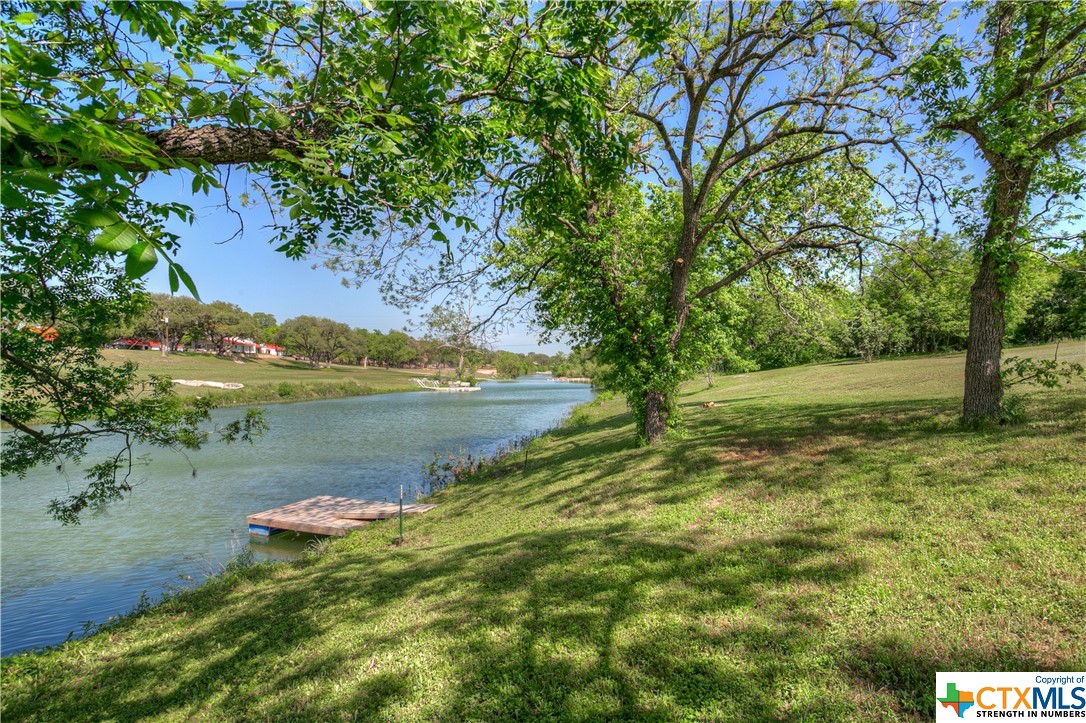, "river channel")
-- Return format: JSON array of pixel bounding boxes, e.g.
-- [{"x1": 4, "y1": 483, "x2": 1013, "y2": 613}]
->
[{"x1": 1, "y1": 376, "x2": 593, "y2": 656}]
